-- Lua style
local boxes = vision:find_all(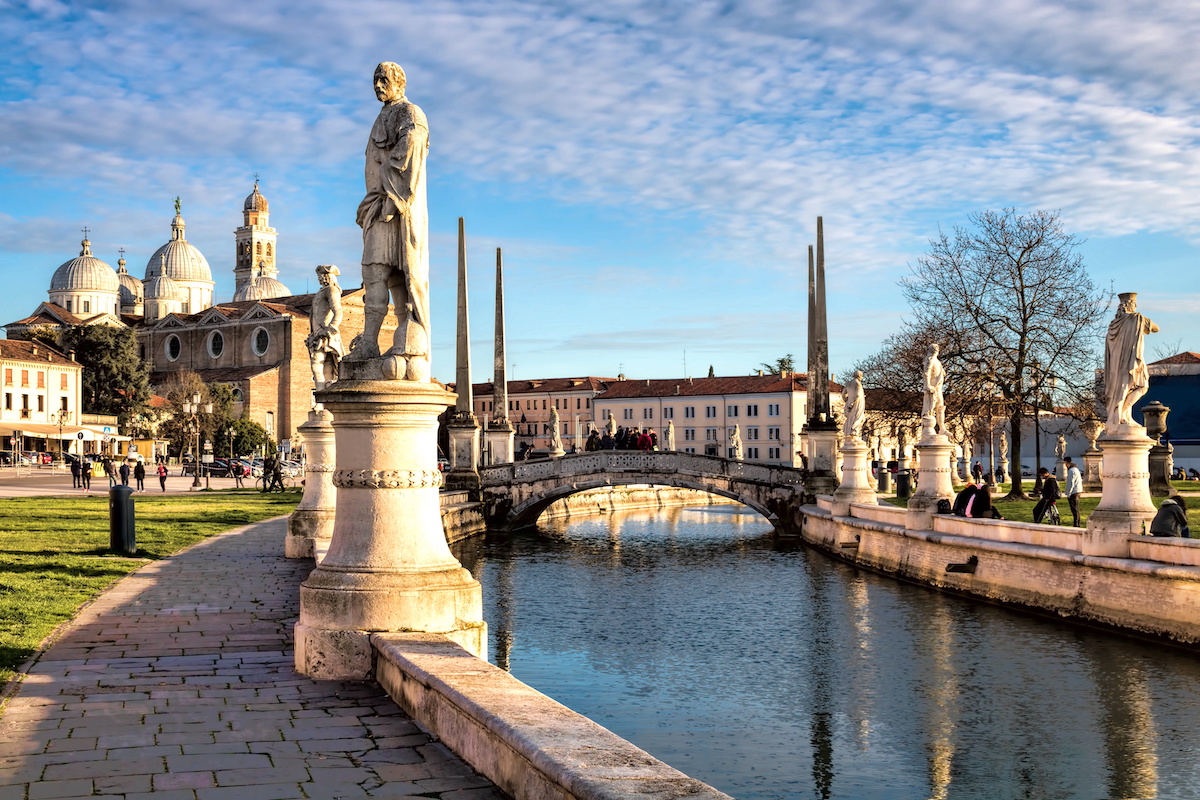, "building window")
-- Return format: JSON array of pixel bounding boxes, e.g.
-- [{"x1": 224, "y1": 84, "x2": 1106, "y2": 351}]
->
[
  {"x1": 684, "y1": 428, "x2": 695, "y2": 441},
  {"x1": 705, "y1": 406, "x2": 716, "y2": 418},
  {"x1": 82, "y1": 301, "x2": 90, "y2": 313},
  {"x1": 769, "y1": 447, "x2": 780, "y2": 459},
  {"x1": 4, "y1": 393, "x2": 10, "y2": 410},
  {"x1": 253, "y1": 327, "x2": 270, "y2": 356},
  {"x1": 265, "y1": 411, "x2": 275, "y2": 435},
  {"x1": 706, "y1": 428, "x2": 717, "y2": 441},
  {"x1": 576, "y1": 398, "x2": 582, "y2": 409},
  {"x1": 165, "y1": 335, "x2": 182, "y2": 362},
  {"x1": 684, "y1": 447, "x2": 696, "y2": 453},
  {"x1": 768, "y1": 426, "x2": 781, "y2": 440},
  {"x1": 65, "y1": 300, "x2": 72, "y2": 312},
  {"x1": 232, "y1": 388, "x2": 243, "y2": 402},
  {"x1": 623, "y1": 408, "x2": 633, "y2": 420},
  {"x1": 36, "y1": 372, "x2": 44, "y2": 388},
  {"x1": 37, "y1": 395, "x2": 44, "y2": 413},
  {"x1": 747, "y1": 427, "x2": 759, "y2": 440},
  {"x1": 20, "y1": 370, "x2": 29, "y2": 387},
  {"x1": 747, "y1": 447, "x2": 759, "y2": 459},
  {"x1": 747, "y1": 404, "x2": 758, "y2": 416},
  {"x1": 663, "y1": 407, "x2": 674, "y2": 419},
  {"x1": 768, "y1": 404, "x2": 780, "y2": 416},
  {"x1": 60, "y1": 397, "x2": 67, "y2": 411},
  {"x1": 642, "y1": 408, "x2": 653, "y2": 419},
  {"x1": 727, "y1": 405, "x2": 738, "y2": 417},
  {"x1": 3, "y1": 369, "x2": 10, "y2": 385},
  {"x1": 685, "y1": 406, "x2": 695, "y2": 418},
  {"x1": 60, "y1": 374, "x2": 67, "y2": 390},
  {"x1": 208, "y1": 331, "x2": 225, "y2": 358}
]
